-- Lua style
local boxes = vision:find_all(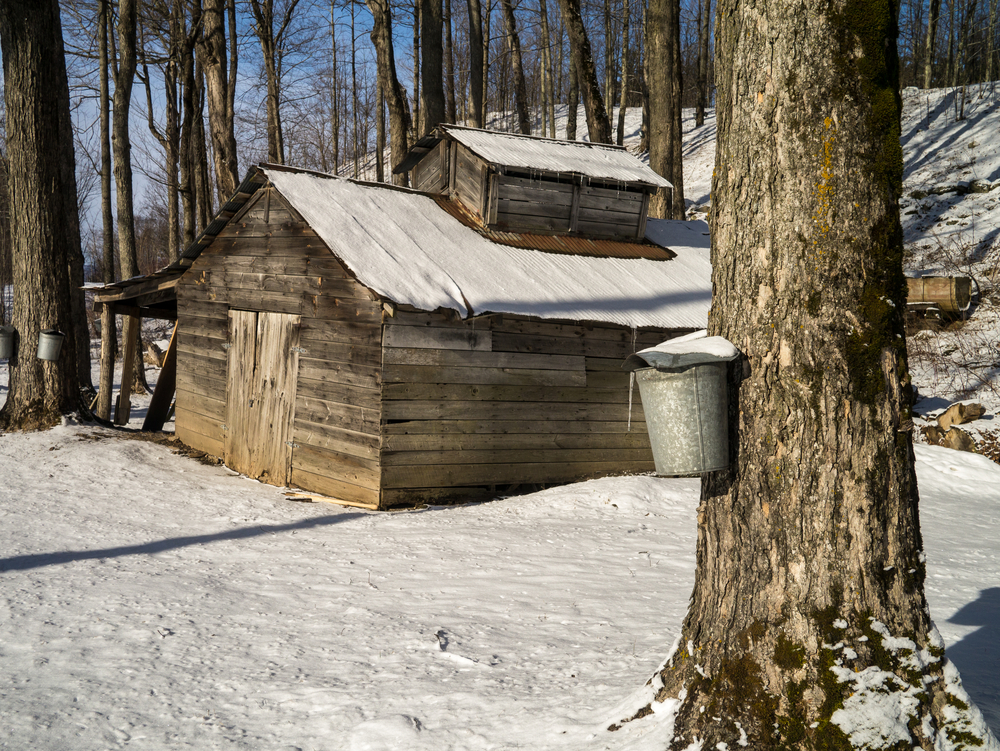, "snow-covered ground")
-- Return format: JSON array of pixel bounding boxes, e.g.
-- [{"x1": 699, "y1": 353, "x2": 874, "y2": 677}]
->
[{"x1": 1, "y1": 88, "x2": 999, "y2": 748}]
